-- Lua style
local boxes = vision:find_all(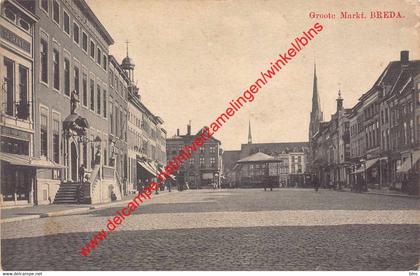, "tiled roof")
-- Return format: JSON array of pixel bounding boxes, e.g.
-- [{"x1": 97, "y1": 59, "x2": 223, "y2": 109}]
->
[
  {"x1": 388, "y1": 61, "x2": 420, "y2": 98},
  {"x1": 240, "y1": 142, "x2": 308, "y2": 158},
  {"x1": 237, "y1": 152, "x2": 274, "y2": 163}
]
